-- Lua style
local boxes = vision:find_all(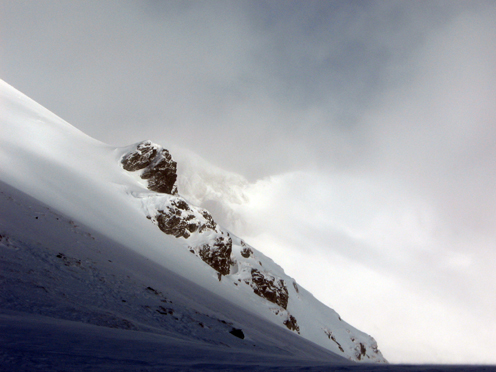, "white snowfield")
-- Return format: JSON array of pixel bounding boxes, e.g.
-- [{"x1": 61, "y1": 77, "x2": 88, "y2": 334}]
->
[{"x1": 0, "y1": 79, "x2": 395, "y2": 369}]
